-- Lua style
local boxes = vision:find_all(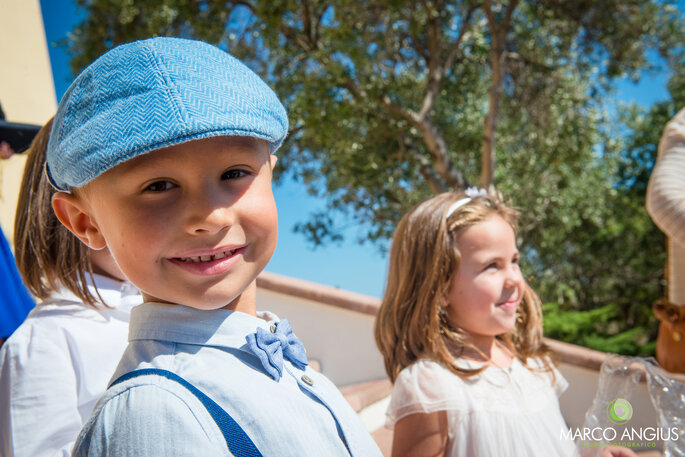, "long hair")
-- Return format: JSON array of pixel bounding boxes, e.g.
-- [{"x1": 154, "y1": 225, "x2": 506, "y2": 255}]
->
[
  {"x1": 13, "y1": 117, "x2": 104, "y2": 307},
  {"x1": 375, "y1": 191, "x2": 552, "y2": 382}
]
